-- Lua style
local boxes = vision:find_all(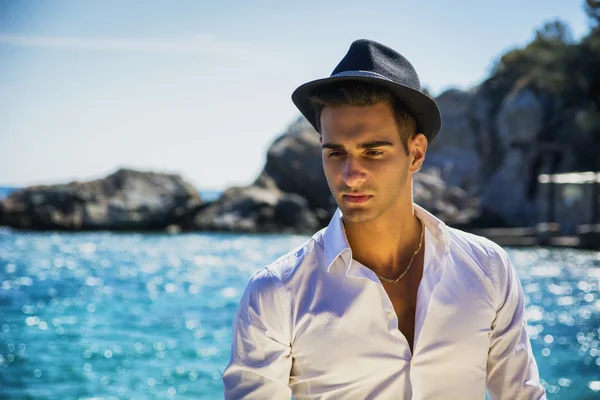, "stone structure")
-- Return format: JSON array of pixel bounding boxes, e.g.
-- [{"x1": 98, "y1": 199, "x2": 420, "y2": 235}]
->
[
  {"x1": 537, "y1": 172, "x2": 600, "y2": 235},
  {"x1": 0, "y1": 169, "x2": 202, "y2": 230}
]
